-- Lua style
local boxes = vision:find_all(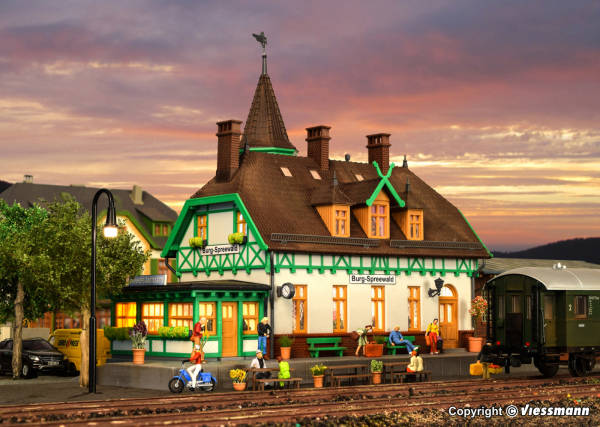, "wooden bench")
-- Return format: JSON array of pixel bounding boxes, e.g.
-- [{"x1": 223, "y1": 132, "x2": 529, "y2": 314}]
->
[
  {"x1": 392, "y1": 371, "x2": 432, "y2": 384},
  {"x1": 385, "y1": 336, "x2": 416, "y2": 355},
  {"x1": 307, "y1": 337, "x2": 347, "y2": 357},
  {"x1": 255, "y1": 377, "x2": 302, "y2": 392},
  {"x1": 332, "y1": 374, "x2": 373, "y2": 387}
]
